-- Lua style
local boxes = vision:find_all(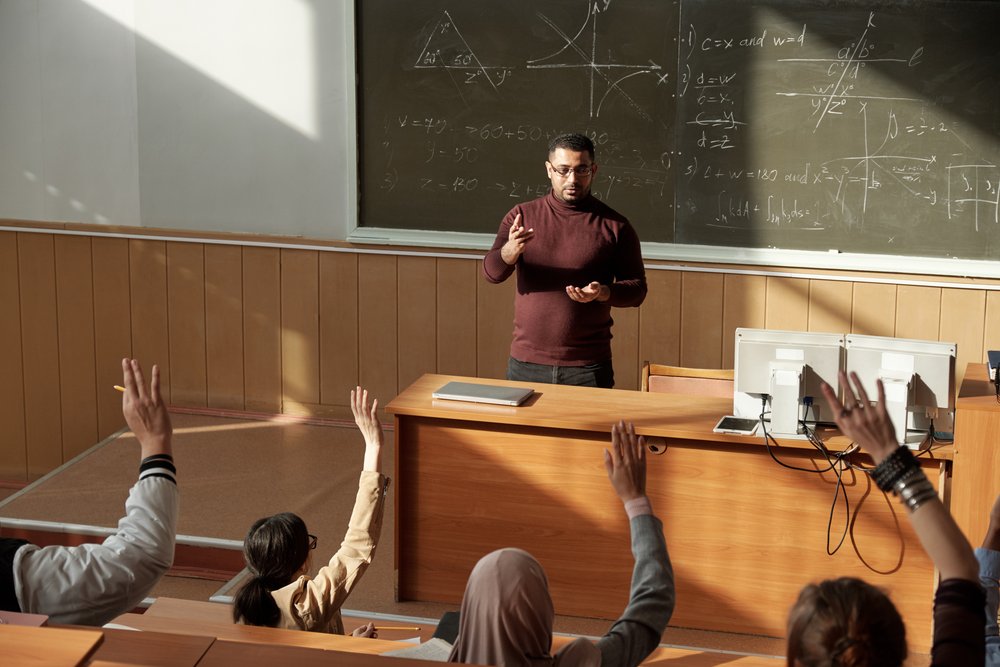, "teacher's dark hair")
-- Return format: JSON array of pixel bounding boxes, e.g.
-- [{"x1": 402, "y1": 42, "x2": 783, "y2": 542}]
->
[
  {"x1": 547, "y1": 133, "x2": 595, "y2": 160},
  {"x1": 232, "y1": 512, "x2": 311, "y2": 627},
  {"x1": 786, "y1": 577, "x2": 906, "y2": 667}
]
